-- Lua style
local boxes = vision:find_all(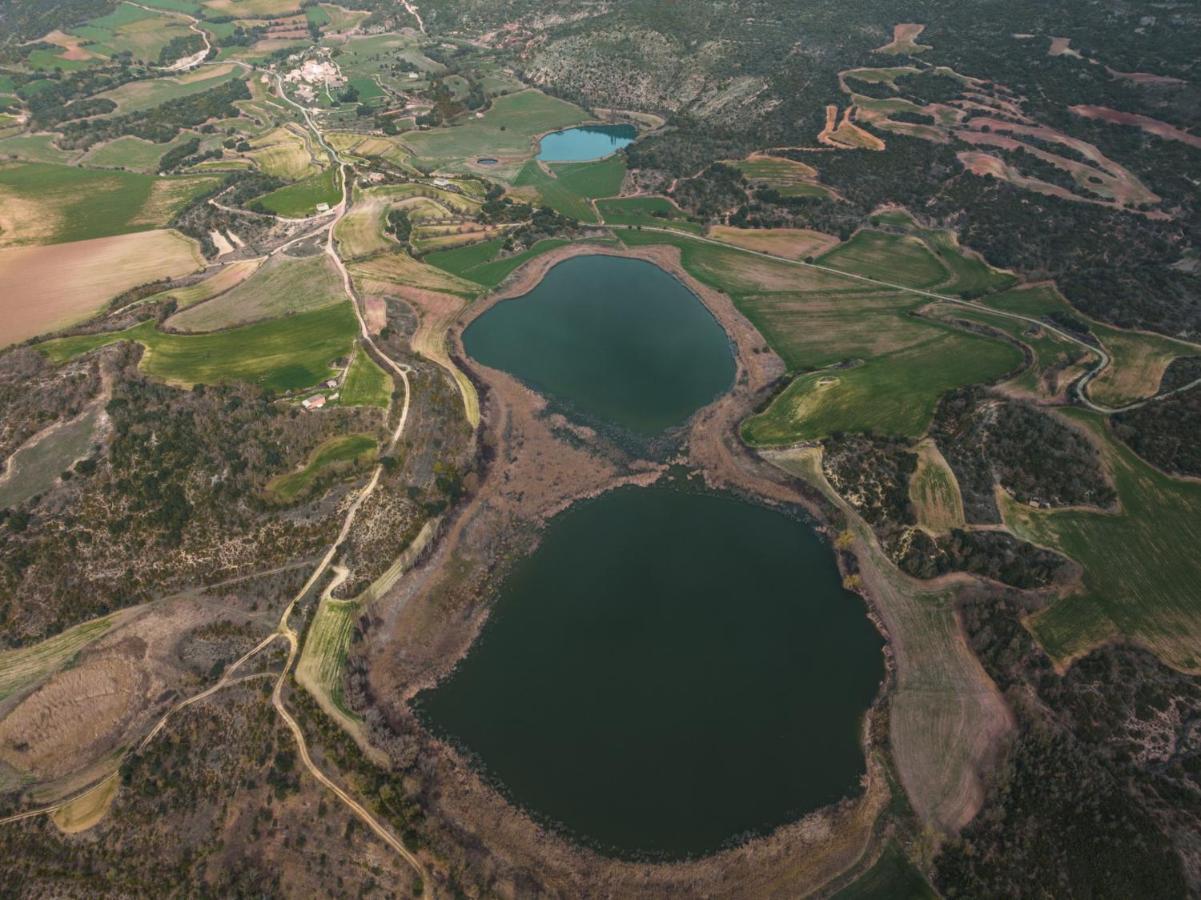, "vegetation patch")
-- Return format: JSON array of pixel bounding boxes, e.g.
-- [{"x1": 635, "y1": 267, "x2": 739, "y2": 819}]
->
[
  {"x1": 1006, "y1": 411, "x2": 1201, "y2": 672},
  {"x1": 39, "y1": 301, "x2": 358, "y2": 392},
  {"x1": 743, "y1": 329, "x2": 1022, "y2": 443},
  {"x1": 267, "y1": 433, "x2": 377, "y2": 502},
  {"x1": 165, "y1": 253, "x2": 345, "y2": 332},
  {"x1": 340, "y1": 346, "x2": 392, "y2": 409},
  {"x1": 818, "y1": 229, "x2": 948, "y2": 288},
  {"x1": 253, "y1": 166, "x2": 339, "y2": 217},
  {"x1": 0, "y1": 163, "x2": 216, "y2": 246}
]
